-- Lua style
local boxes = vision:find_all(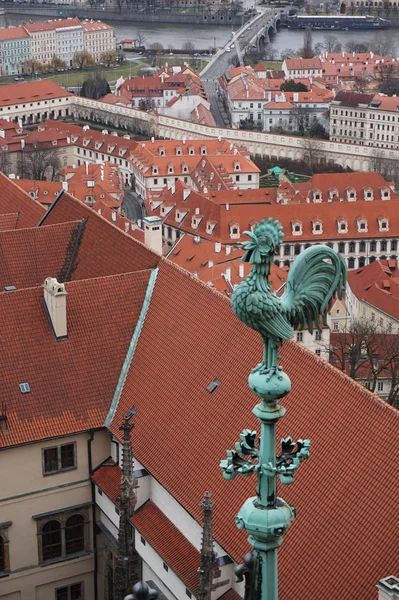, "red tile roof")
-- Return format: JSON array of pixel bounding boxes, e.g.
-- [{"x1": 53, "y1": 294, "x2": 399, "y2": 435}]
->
[
  {"x1": 348, "y1": 259, "x2": 399, "y2": 321},
  {"x1": 109, "y1": 258, "x2": 399, "y2": 600},
  {"x1": 0, "y1": 220, "x2": 87, "y2": 290},
  {"x1": 92, "y1": 461, "x2": 120, "y2": 504},
  {"x1": 0, "y1": 171, "x2": 45, "y2": 228},
  {"x1": 132, "y1": 501, "x2": 200, "y2": 594},
  {"x1": 0, "y1": 213, "x2": 19, "y2": 231},
  {"x1": 0, "y1": 80, "x2": 71, "y2": 106},
  {"x1": 0, "y1": 269, "x2": 152, "y2": 448},
  {"x1": 0, "y1": 26, "x2": 29, "y2": 41},
  {"x1": 39, "y1": 191, "x2": 159, "y2": 278}
]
